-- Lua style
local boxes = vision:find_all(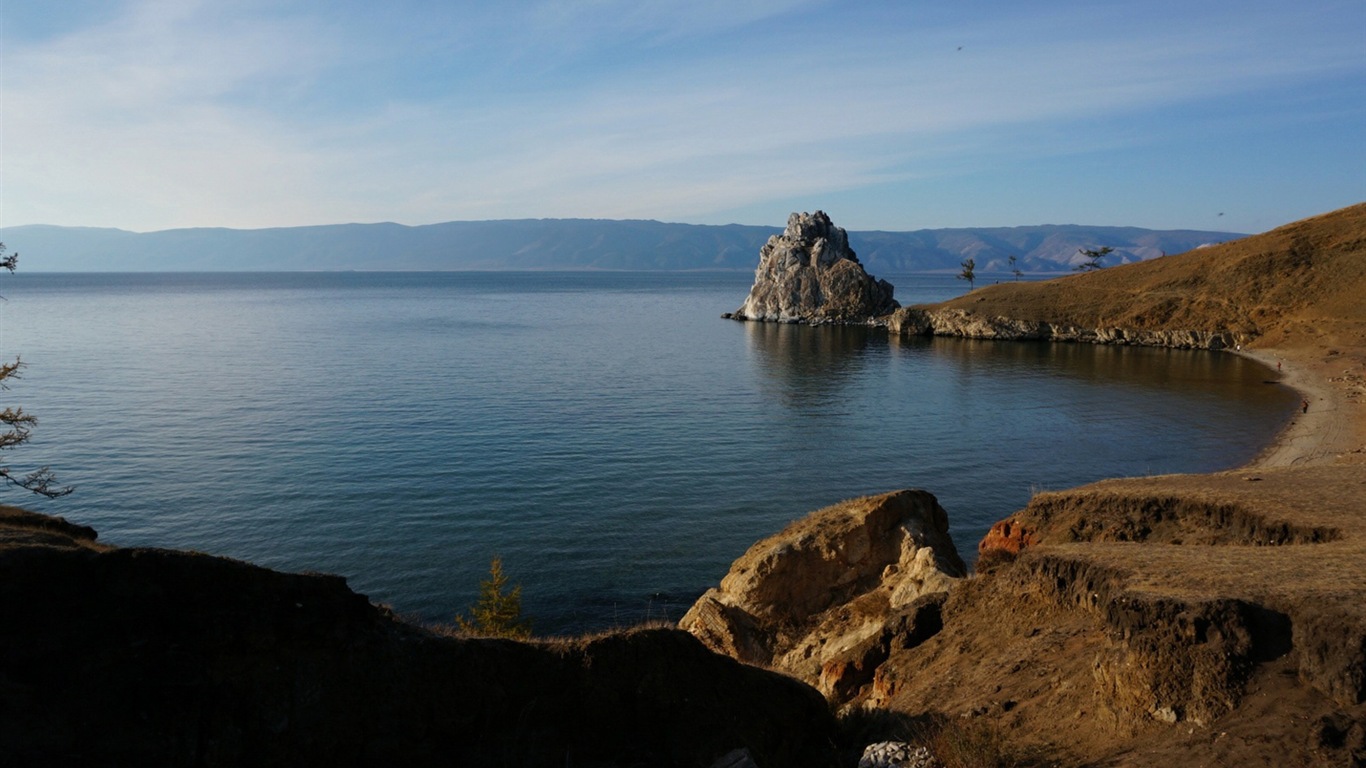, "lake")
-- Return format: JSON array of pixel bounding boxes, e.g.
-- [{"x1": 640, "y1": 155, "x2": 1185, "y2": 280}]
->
[{"x1": 1, "y1": 271, "x2": 1294, "y2": 633}]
